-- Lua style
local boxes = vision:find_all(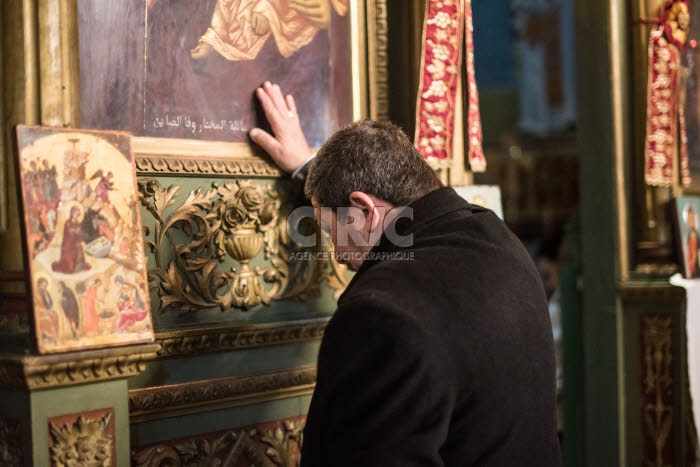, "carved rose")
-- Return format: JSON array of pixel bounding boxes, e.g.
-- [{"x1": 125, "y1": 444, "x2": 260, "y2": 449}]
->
[
  {"x1": 223, "y1": 204, "x2": 248, "y2": 228},
  {"x1": 240, "y1": 186, "x2": 264, "y2": 211}
]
